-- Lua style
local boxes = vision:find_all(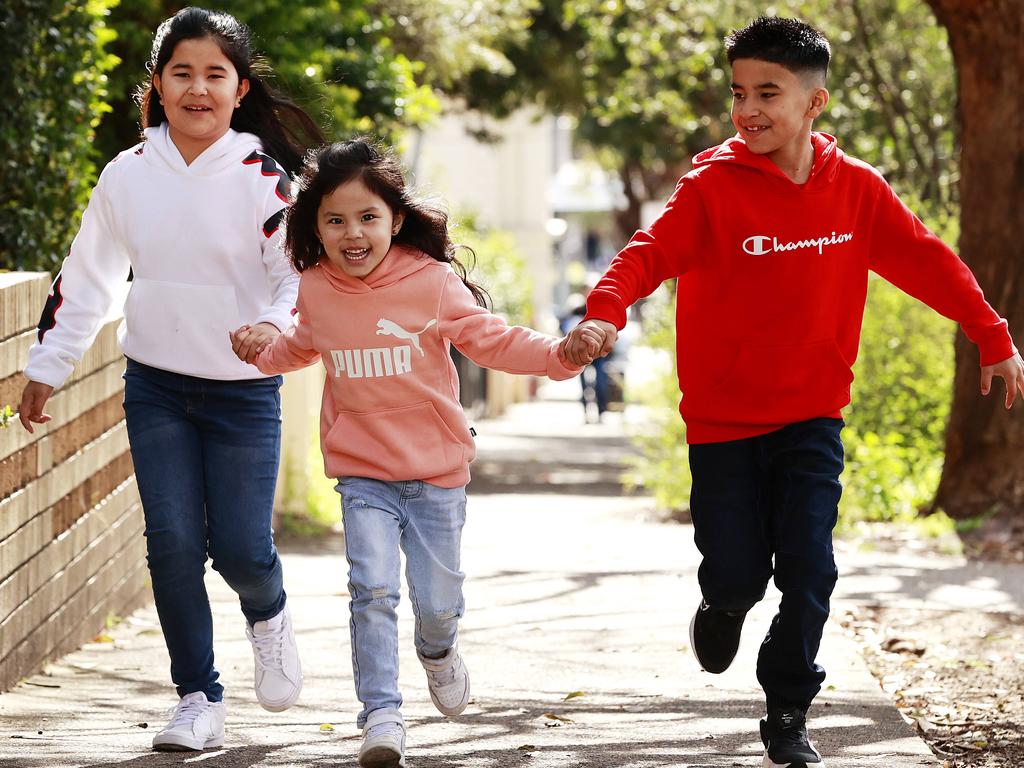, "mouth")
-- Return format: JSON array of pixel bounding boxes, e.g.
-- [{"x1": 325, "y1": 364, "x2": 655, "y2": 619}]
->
[
  {"x1": 183, "y1": 105, "x2": 213, "y2": 113},
  {"x1": 742, "y1": 124, "x2": 770, "y2": 136},
  {"x1": 342, "y1": 248, "x2": 370, "y2": 262}
]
